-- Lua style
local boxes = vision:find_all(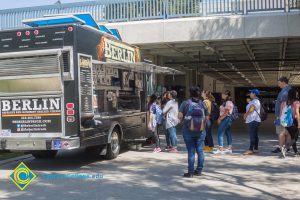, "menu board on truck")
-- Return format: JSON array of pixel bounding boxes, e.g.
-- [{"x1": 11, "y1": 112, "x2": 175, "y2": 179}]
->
[{"x1": 79, "y1": 54, "x2": 94, "y2": 116}]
